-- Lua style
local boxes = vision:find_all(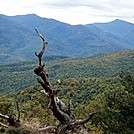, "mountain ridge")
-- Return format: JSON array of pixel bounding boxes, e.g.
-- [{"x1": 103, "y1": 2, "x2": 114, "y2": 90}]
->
[
  {"x1": 93, "y1": 19, "x2": 134, "y2": 46},
  {"x1": 0, "y1": 14, "x2": 134, "y2": 64}
]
